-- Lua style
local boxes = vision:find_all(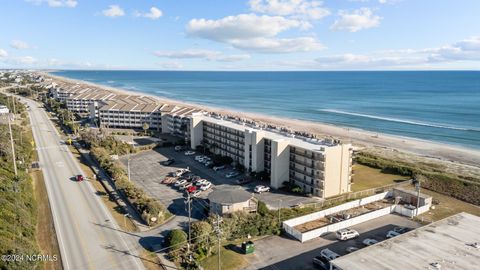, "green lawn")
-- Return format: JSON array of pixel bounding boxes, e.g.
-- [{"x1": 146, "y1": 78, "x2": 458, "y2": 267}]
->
[
  {"x1": 200, "y1": 244, "x2": 249, "y2": 270},
  {"x1": 412, "y1": 188, "x2": 480, "y2": 222},
  {"x1": 351, "y1": 164, "x2": 410, "y2": 192}
]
